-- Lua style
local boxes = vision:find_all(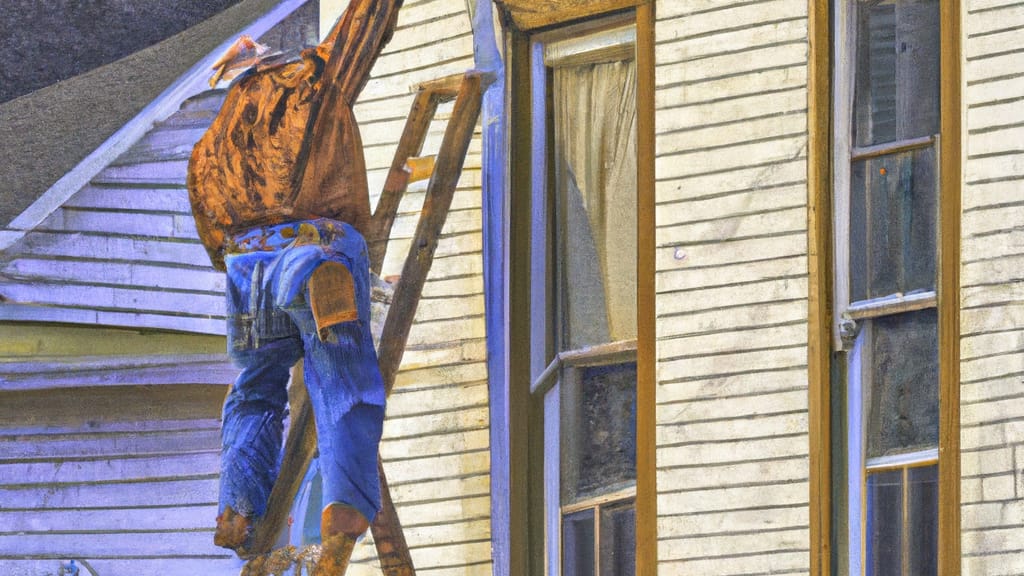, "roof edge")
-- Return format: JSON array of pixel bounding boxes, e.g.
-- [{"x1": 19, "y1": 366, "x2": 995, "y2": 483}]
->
[{"x1": 0, "y1": 0, "x2": 310, "y2": 251}]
